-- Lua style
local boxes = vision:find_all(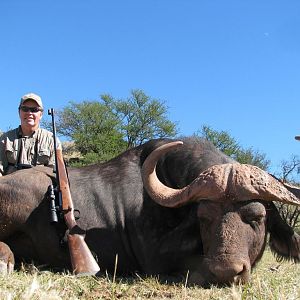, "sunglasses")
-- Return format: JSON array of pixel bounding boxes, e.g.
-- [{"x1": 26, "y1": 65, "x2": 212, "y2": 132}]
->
[{"x1": 19, "y1": 106, "x2": 43, "y2": 113}]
